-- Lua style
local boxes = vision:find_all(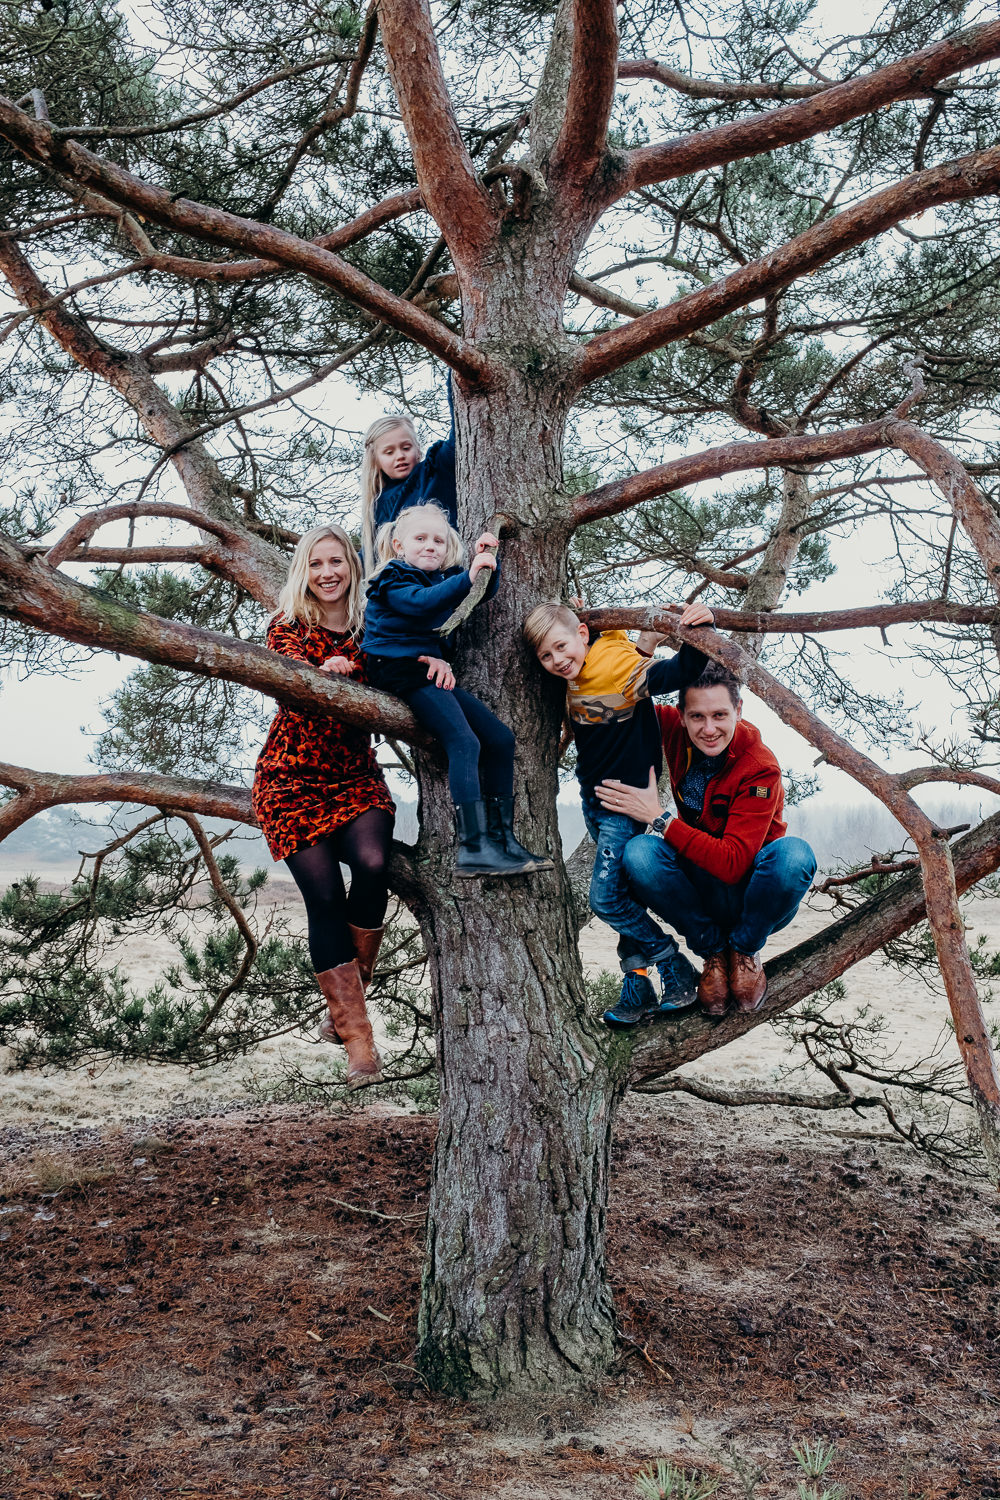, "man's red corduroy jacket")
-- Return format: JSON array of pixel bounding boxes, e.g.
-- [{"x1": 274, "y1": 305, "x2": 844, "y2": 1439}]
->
[{"x1": 654, "y1": 706, "x2": 787, "y2": 885}]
